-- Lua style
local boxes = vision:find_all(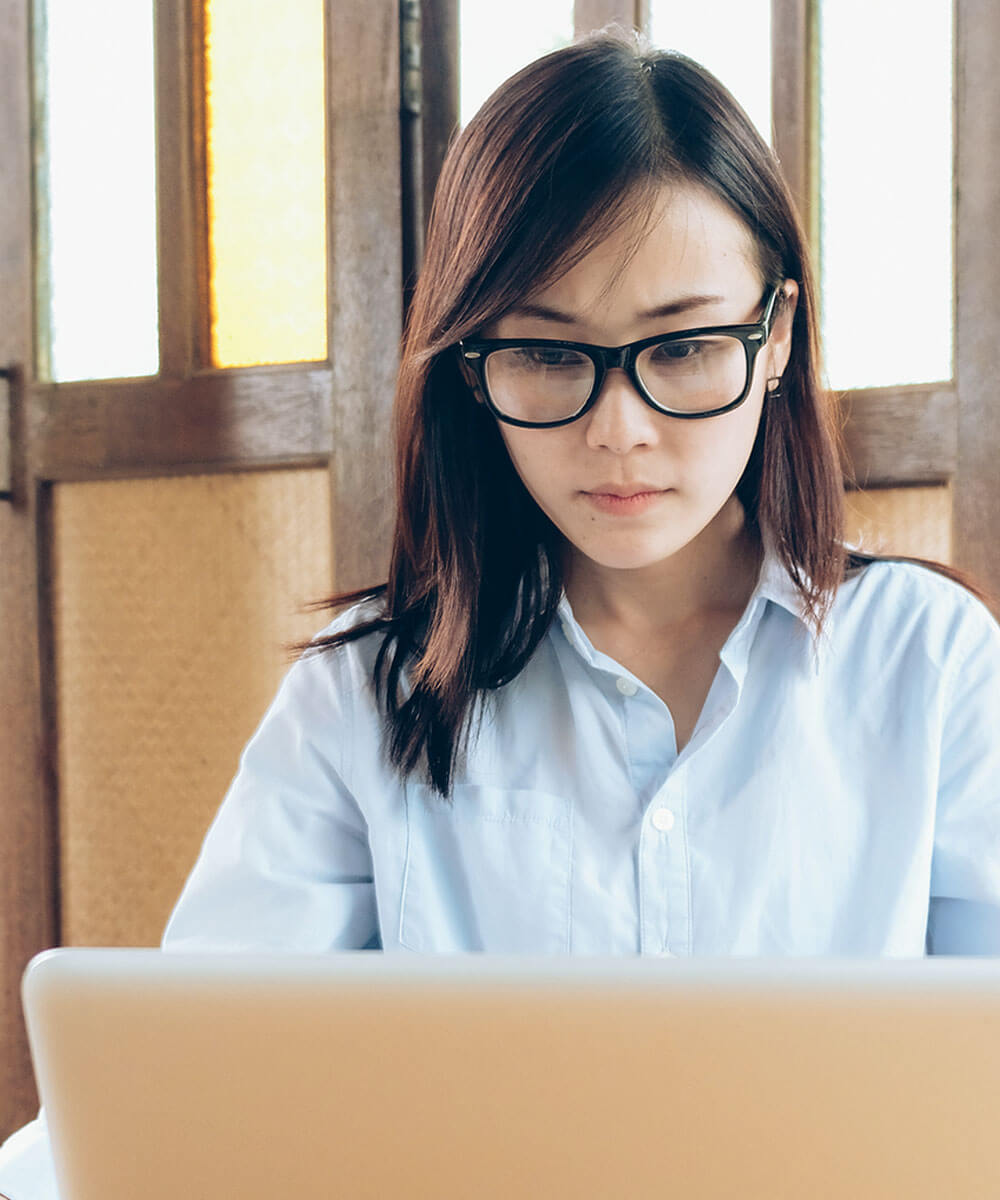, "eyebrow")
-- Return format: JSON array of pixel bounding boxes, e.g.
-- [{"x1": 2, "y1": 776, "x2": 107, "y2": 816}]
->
[{"x1": 506, "y1": 294, "x2": 727, "y2": 324}]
